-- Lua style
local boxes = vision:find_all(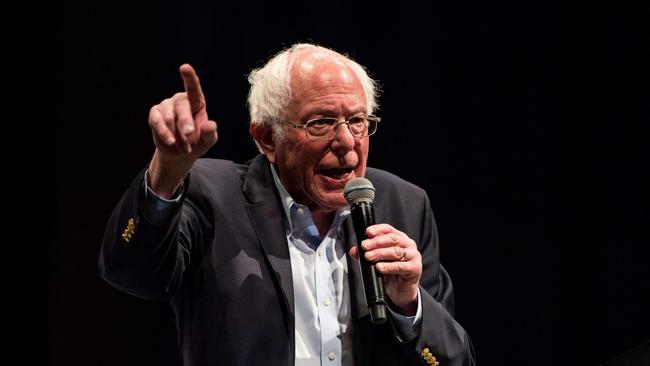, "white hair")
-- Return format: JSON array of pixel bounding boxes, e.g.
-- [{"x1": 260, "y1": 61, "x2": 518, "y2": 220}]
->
[{"x1": 247, "y1": 43, "x2": 380, "y2": 141}]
